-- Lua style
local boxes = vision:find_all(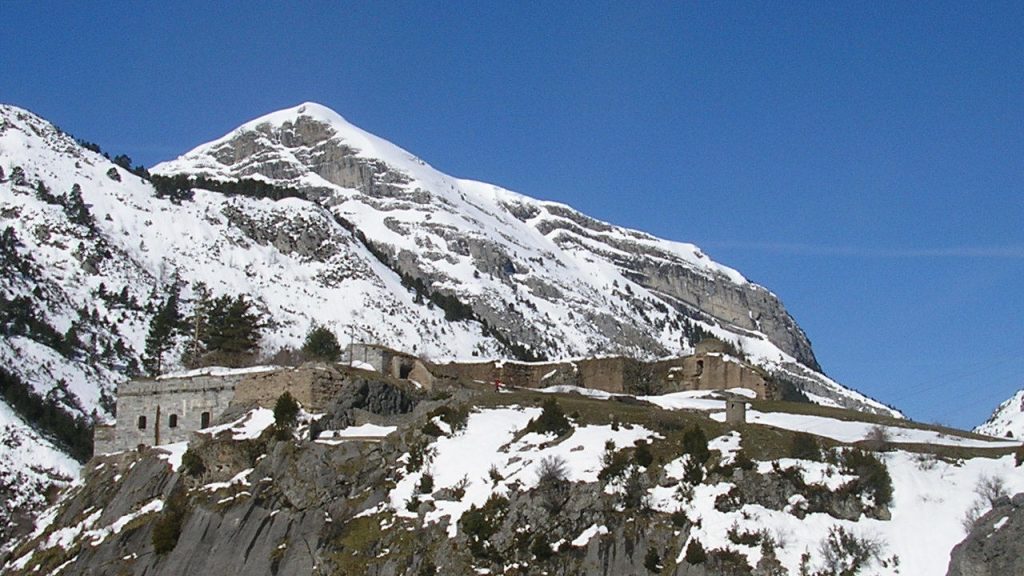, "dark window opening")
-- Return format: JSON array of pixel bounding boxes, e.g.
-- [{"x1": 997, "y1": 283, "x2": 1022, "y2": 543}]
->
[
  {"x1": 137, "y1": 415, "x2": 147, "y2": 429},
  {"x1": 399, "y1": 362, "x2": 413, "y2": 379},
  {"x1": 696, "y1": 360, "x2": 704, "y2": 376},
  {"x1": 168, "y1": 414, "x2": 178, "y2": 428},
  {"x1": 201, "y1": 411, "x2": 211, "y2": 428}
]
